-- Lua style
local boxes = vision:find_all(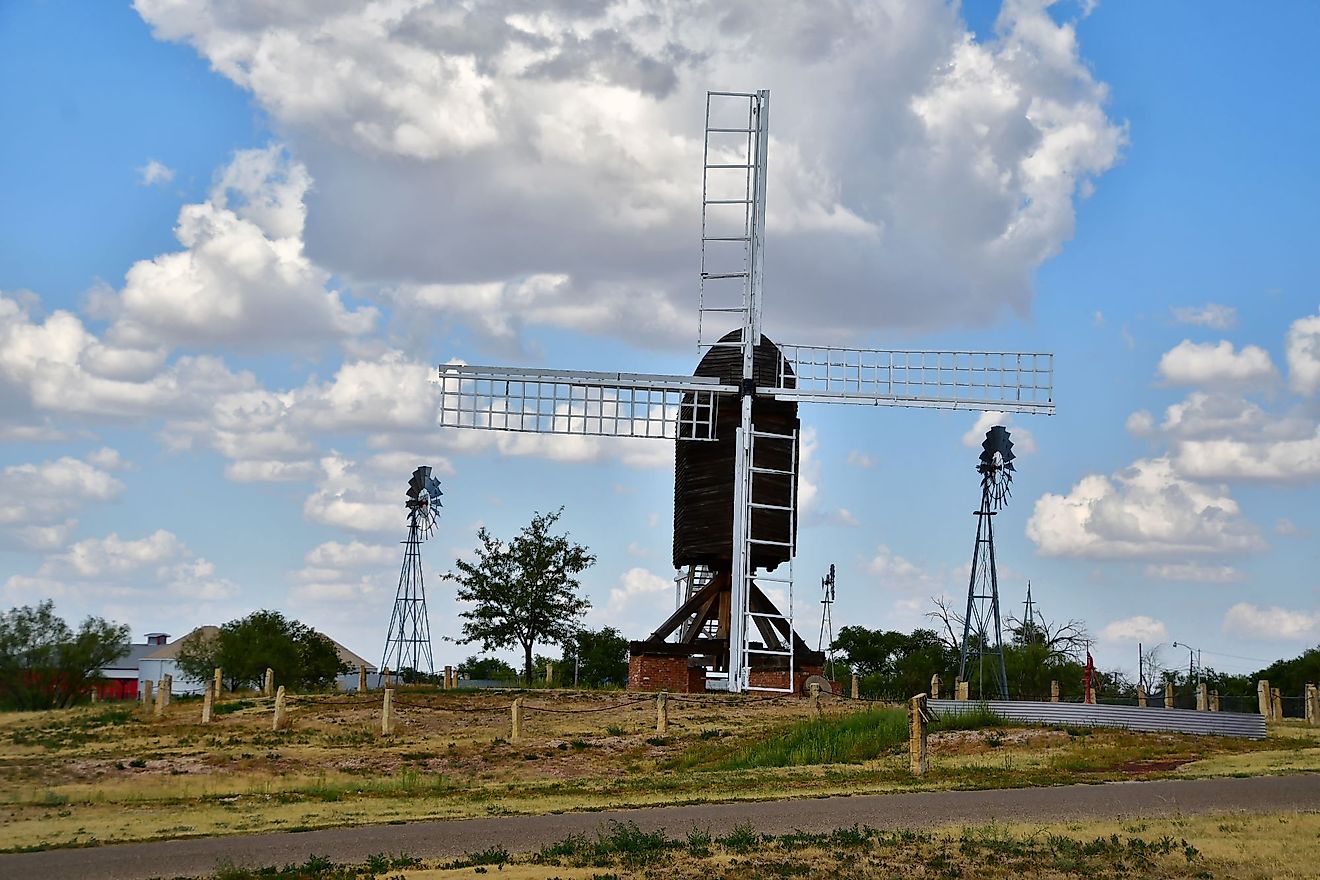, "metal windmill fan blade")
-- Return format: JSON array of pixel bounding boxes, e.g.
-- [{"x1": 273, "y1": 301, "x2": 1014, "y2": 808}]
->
[
  {"x1": 424, "y1": 476, "x2": 443, "y2": 505},
  {"x1": 407, "y1": 465, "x2": 433, "y2": 500}
]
